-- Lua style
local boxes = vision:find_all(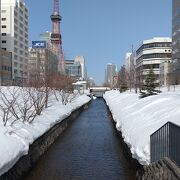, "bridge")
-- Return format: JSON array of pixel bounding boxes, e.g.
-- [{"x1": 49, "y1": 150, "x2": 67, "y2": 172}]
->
[{"x1": 89, "y1": 87, "x2": 110, "y2": 97}]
